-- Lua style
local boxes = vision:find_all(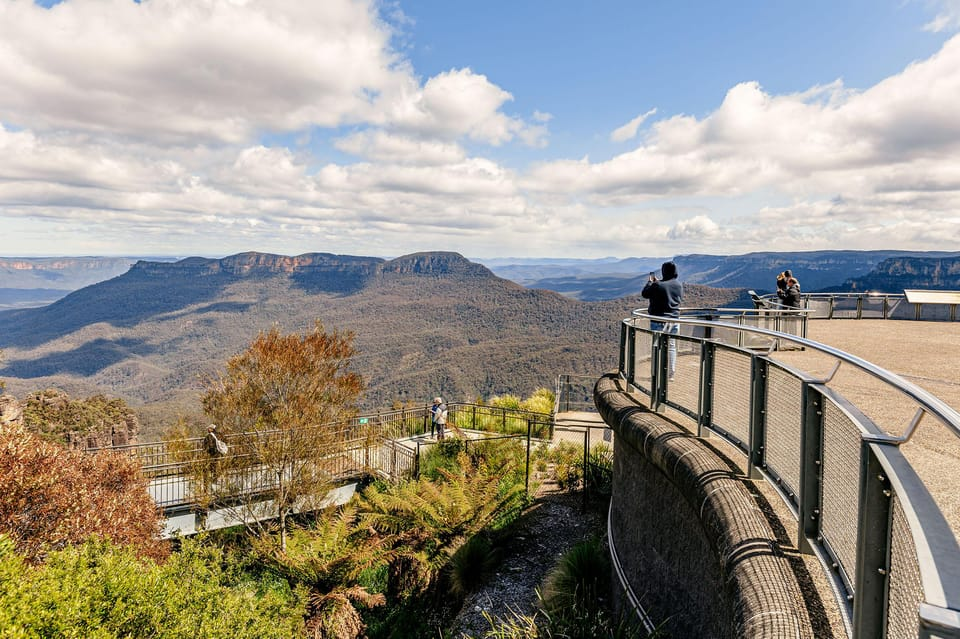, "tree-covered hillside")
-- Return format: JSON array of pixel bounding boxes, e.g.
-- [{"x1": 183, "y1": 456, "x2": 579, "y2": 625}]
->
[{"x1": 0, "y1": 251, "x2": 742, "y2": 434}]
